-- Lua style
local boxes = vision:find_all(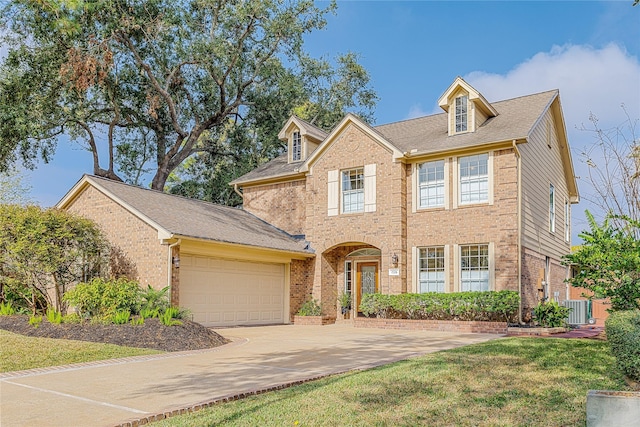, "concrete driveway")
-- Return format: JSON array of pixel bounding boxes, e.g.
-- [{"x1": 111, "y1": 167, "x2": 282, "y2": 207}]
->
[{"x1": 0, "y1": 324, "x2": 502, "y2": 427}]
